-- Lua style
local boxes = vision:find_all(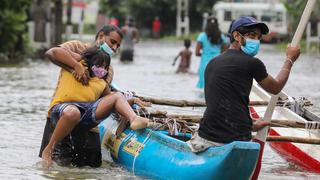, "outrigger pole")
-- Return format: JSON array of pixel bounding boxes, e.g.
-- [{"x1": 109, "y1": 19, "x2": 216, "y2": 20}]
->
[{"x1": 251, "y1": 0, "x2": 317, "y2": 179}]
